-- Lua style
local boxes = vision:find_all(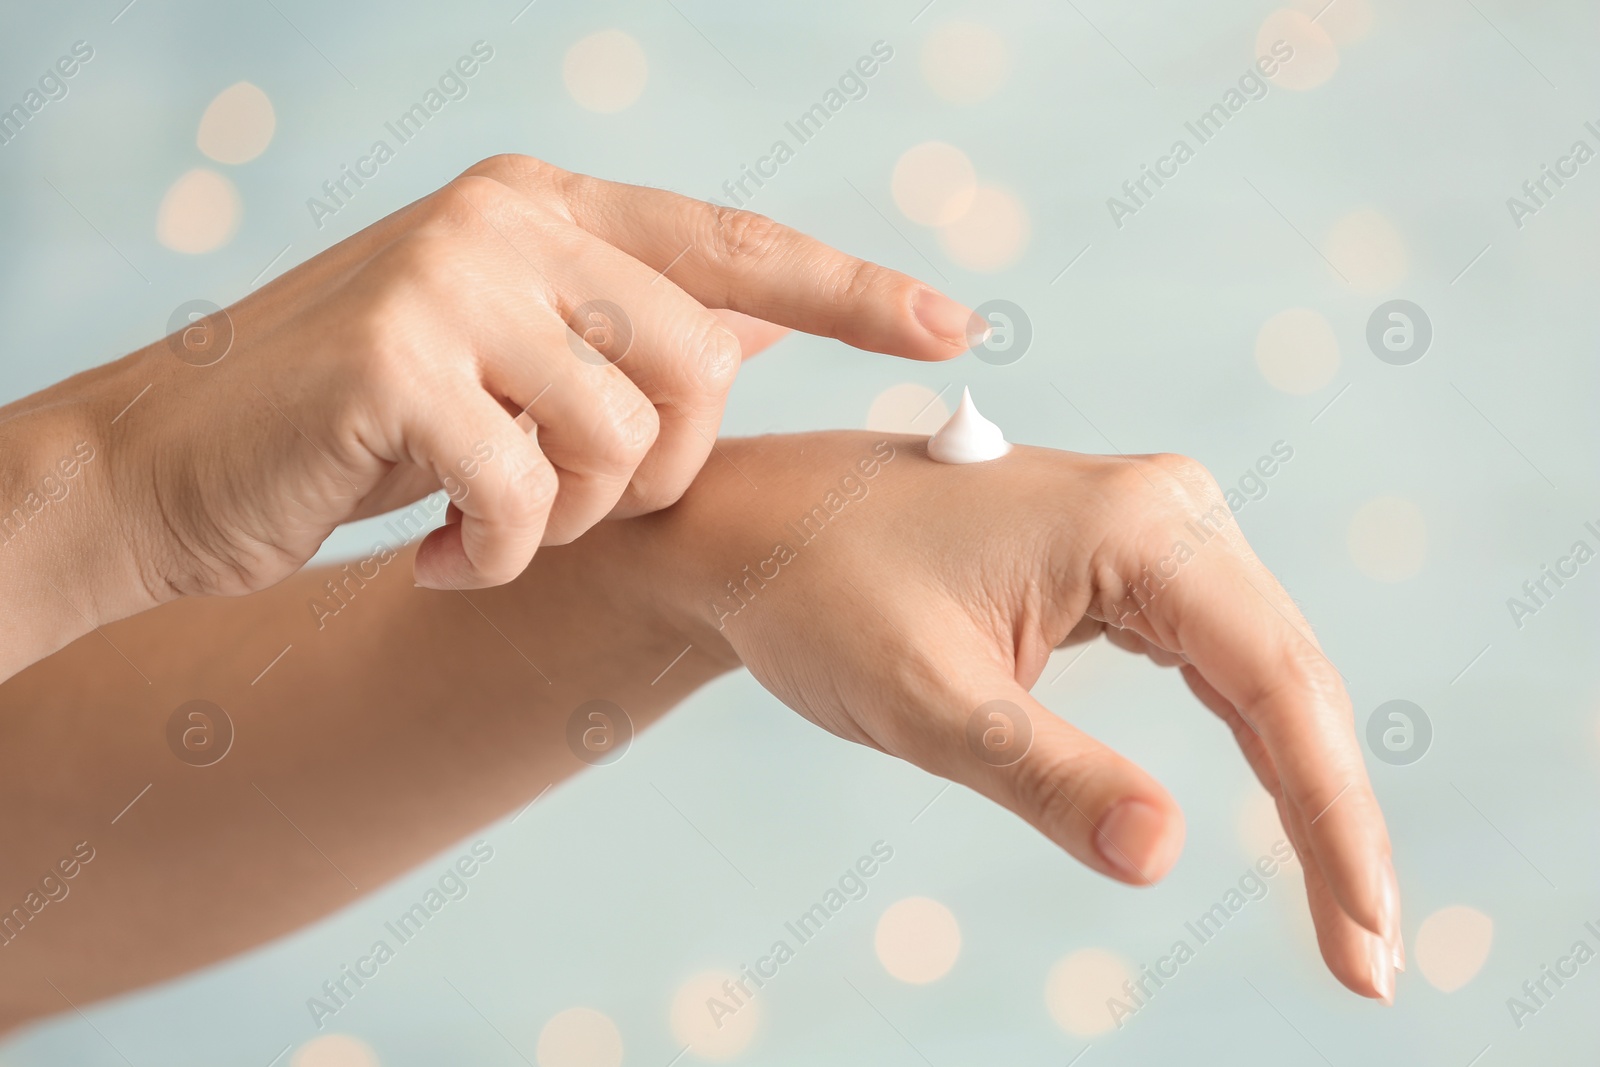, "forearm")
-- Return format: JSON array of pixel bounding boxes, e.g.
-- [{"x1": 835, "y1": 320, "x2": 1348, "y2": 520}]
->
[
  {"x1": 0, "y1": 507, "x2": 731, "y2": 1028},
  {"x1": 0, "y1": 356, "x2": 172, "y2": 683}
]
